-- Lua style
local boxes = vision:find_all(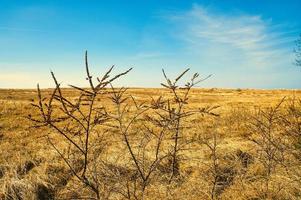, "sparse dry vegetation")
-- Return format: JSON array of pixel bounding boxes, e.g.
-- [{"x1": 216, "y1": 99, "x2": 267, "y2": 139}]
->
[{"x1": 1, "y1": 52, "x2": 301, "y2": 199}]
